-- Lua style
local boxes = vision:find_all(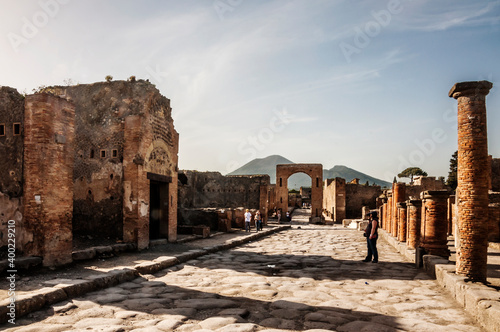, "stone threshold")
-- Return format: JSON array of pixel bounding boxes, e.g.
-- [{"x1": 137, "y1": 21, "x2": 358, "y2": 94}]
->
[
  {"x1": 0, "y1": 225, "x2": 291, "y2": 324},
  {"x1": 378, "y1": 229, "x2": 500, "y2": 332}
]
